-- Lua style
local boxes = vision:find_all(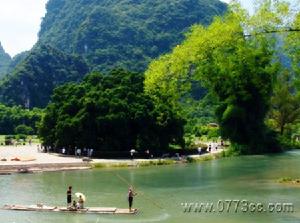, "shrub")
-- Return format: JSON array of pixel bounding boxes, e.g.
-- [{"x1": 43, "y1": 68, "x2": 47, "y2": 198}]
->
[{"x1": 14, "y1": 125, "x2": 34, "y2": 135}]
